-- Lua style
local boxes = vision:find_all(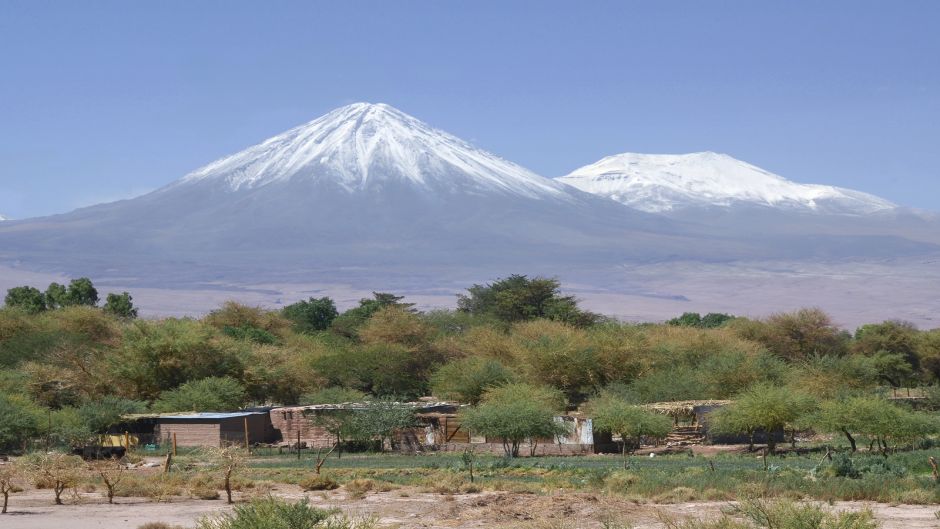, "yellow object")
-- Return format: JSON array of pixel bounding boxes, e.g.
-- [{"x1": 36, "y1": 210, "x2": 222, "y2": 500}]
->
[{"x1": 101, "y1": 433, "x2": 139, "y2": 447}]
